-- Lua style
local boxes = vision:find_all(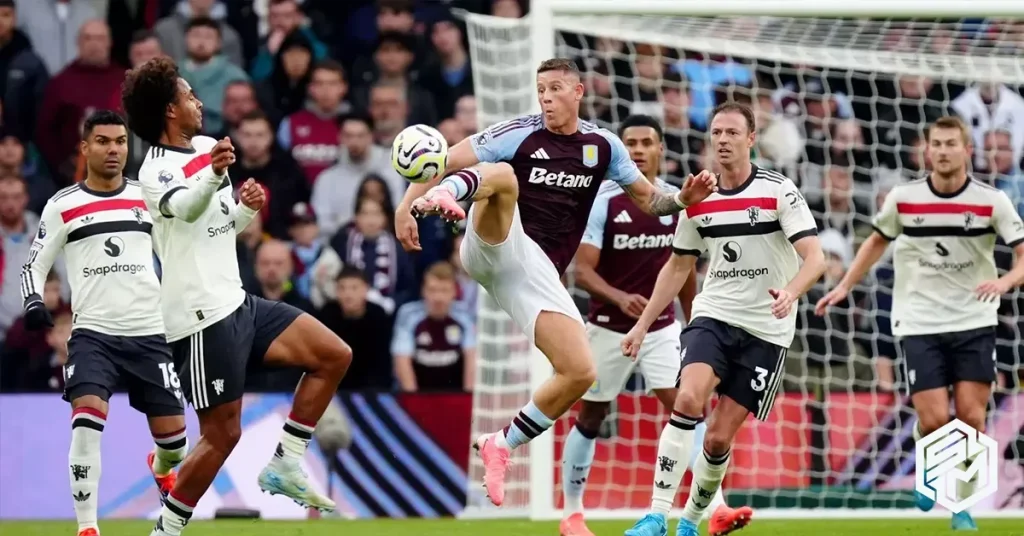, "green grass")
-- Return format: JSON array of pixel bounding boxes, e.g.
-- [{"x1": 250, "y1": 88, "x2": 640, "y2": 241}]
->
[{"x1": 4, "y1": 518, "x2": 1024, "y2": 536}]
